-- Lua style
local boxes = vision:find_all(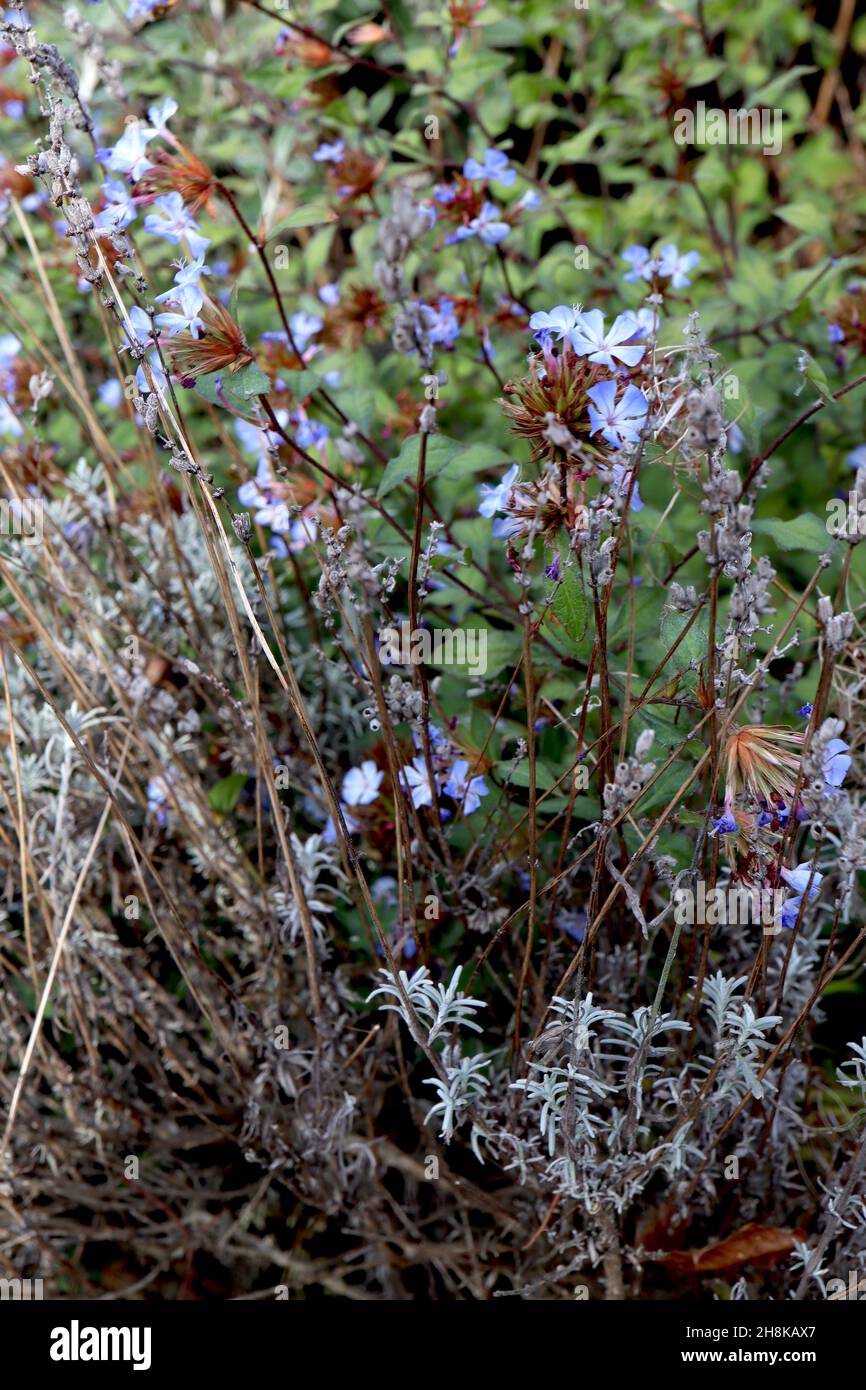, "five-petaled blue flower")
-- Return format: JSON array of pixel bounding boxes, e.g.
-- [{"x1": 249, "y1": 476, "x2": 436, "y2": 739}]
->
[
  {"x1": 657, "y1": 244, "x2": 700, "y2": 289},
  {"x1": 462, "y1": 148, "x2": 516, "y2": 186},
  {"x1": 418, "y1": 298, "x2": 461, "y2": 347},
  {"x1": 570, "y1": 309, "x2": 645, "y2": 368},
  {"x1": 312, "y1": 140, "x2": 344, "y2": 163},
  {"x1": 586, "y1": 380, "x2": 649, "y2": 447},
  {"x1": 447, "y1": 202, "x2": 510, "y2": 246},
  {"x1": 154, "y1": 285, "x2": 206, "y2": 339},
  {"x1": 143, "y1": 192, "x2": 210, "y2": 259},
  {"x1": 97, "y1": 120, "x2": 155, "y2": 180},
  {"x1": 443, "y1": 759, "x2": 489, "y2": 815},
  {"x1": 528, "y1": 304, "x2": 580, "y2": 343}
]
